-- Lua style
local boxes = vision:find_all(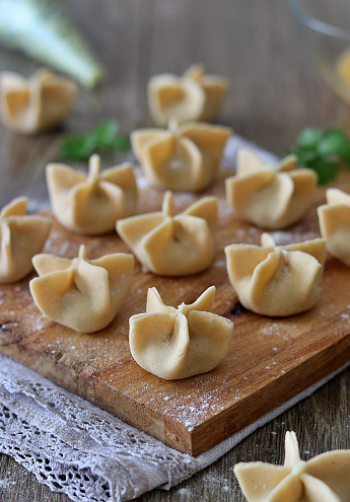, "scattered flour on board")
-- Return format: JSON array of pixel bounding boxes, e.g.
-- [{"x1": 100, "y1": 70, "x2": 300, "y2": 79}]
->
[
  {"x1": 270, "y1": 228, "x2": 319, "y2": 246},
  {"x1": 213, "y1": 260, "x2": 225, "y2": 268},
  {"x1": 59, "y1": 242, "x2": 70, "y2": 255},
  {"x1": 137, "y1": 177, "x2": 149, "y2": 190},
  {"x1": 177, "y1": 488, "x2": 191, "y2": 496},
  {"x1": 0, "y1": 480, "x2": 16, "y2": 488}
]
